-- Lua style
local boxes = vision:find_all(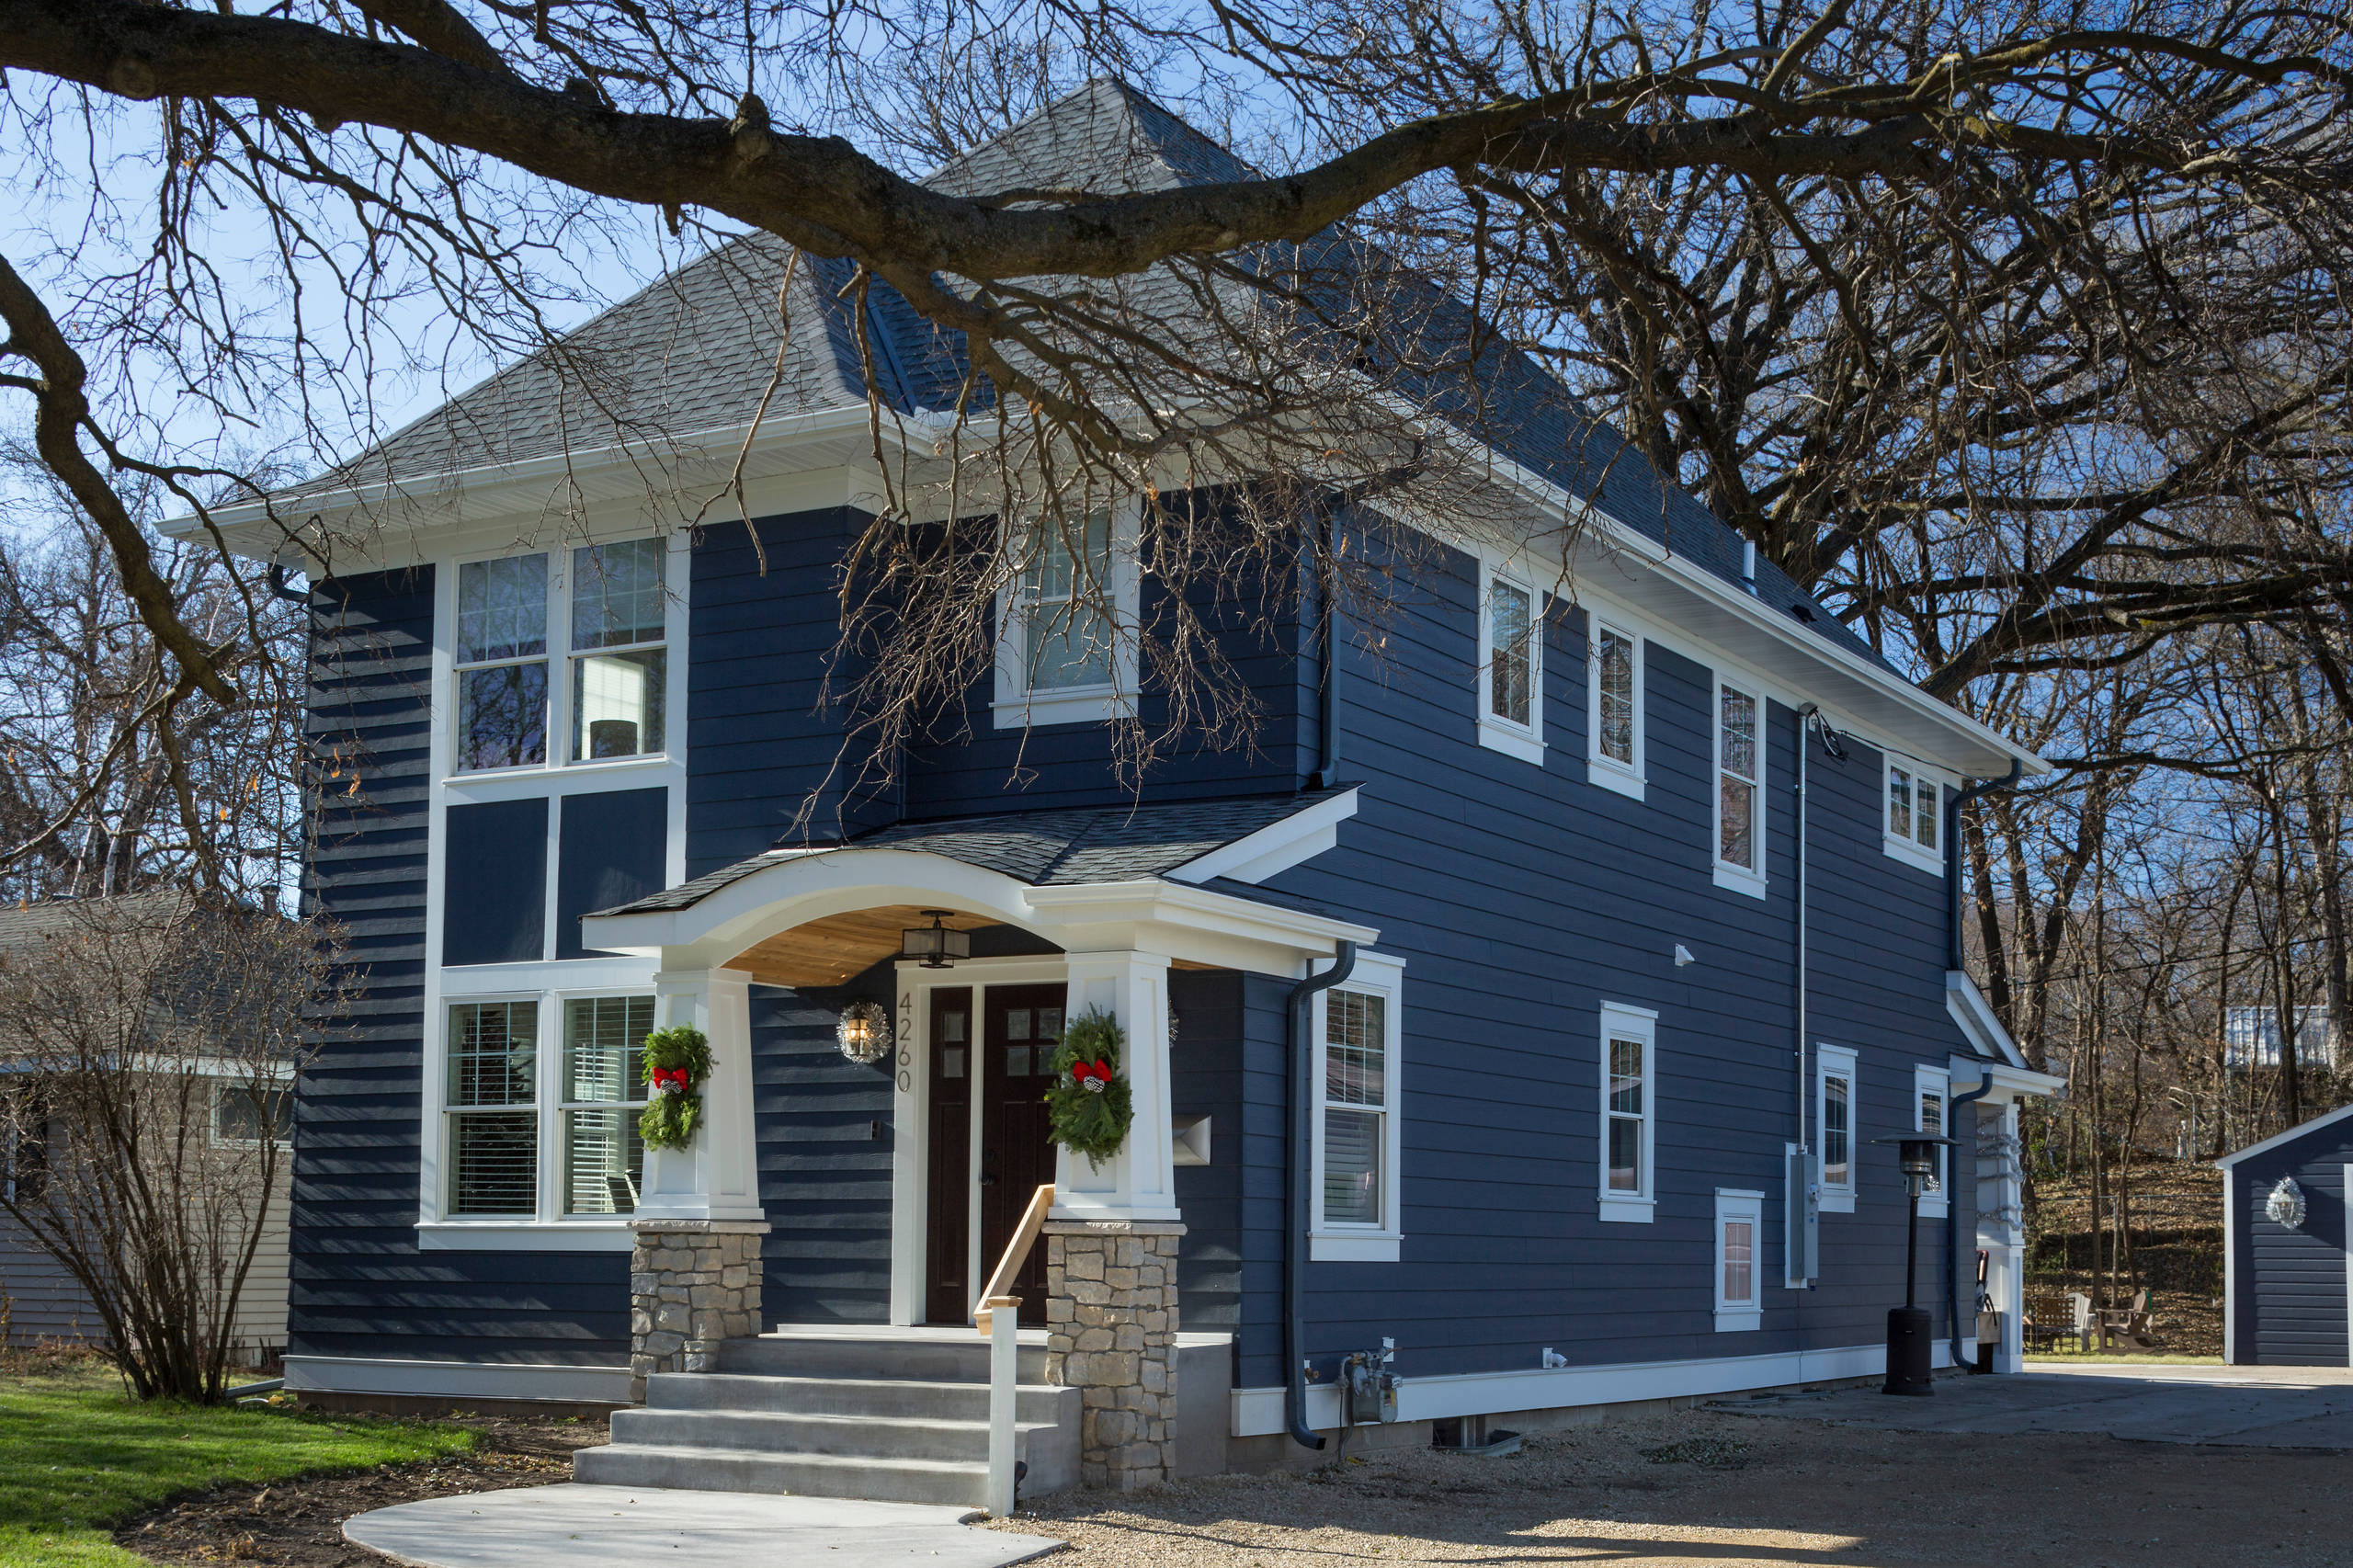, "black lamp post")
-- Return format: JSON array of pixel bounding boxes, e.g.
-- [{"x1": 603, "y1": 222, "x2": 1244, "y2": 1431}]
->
[{"x1": 1874, "y1": 1134, "x2": 1955, "y2": 1397}]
